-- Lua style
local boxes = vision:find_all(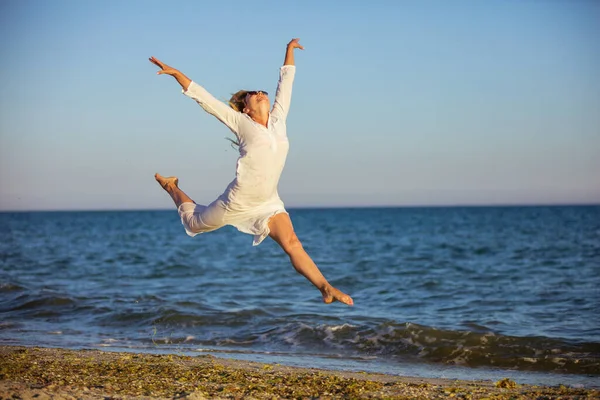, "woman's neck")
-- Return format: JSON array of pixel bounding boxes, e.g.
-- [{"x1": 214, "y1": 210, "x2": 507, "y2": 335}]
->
[{"x1": 249, "y1": 111, "x2": 269, "y2": 128}]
